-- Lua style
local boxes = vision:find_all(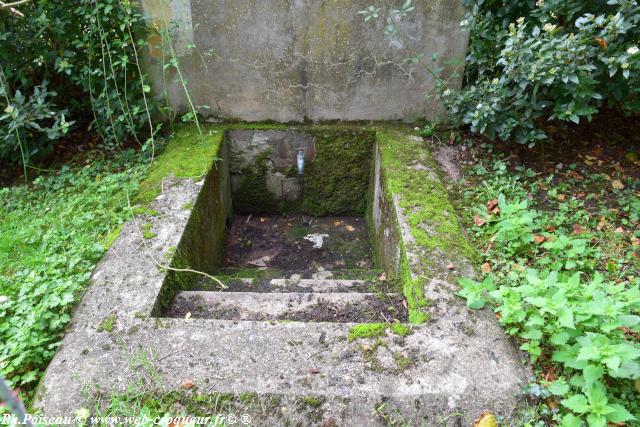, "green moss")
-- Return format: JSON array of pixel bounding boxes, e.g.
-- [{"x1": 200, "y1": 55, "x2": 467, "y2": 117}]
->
[
  {"x1": 101, "y1": 223, "x2": 123, "y2": 249},
  {"x1": 301, "y1": 396, "x2": 323, "y2": 407},
  {"x1": 373, "y1": 128, "x2": 479, "y2": 324},
  {"x1": 376, "y1": 130, "x2": 476, "y2": 259},
  {"x1": 141, "y1": 223, "x2": 157, "y2": 240},
  {"x1": 301, "y1": 130, "x2": 375, "y2": 216},
  {"x1": 348, "y1": 323, "x2": 387, "y2": 342},
  {"x1": 131, "y1": 206, "x2": 160, "y2": 216},
  {"x1": 97, "y1": 314, "x2": 117, "y2": 333},
  {"x1": 393, "y1": 352, "x2": 414, "y2": 372},
  {"x1": 238, "y1": 392, "x2": 259, "y2": 404},
  {"x1": 390, "y1": 323, "x2": 413, "y2": 337},
  {"x1": 135, "y1": 125, "x2": 223, "y2": 205}
]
